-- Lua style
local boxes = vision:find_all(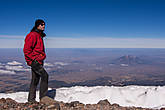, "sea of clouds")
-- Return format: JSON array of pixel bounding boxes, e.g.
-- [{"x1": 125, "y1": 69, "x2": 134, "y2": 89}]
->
[{"x1": 0, "y1": 60, "x2": 69, "y2": 74}]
